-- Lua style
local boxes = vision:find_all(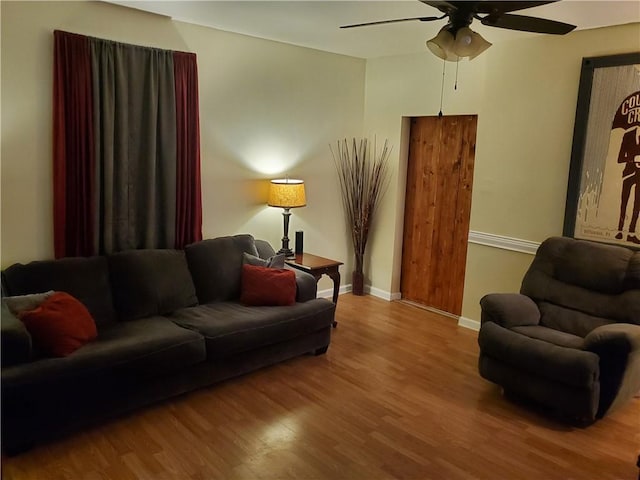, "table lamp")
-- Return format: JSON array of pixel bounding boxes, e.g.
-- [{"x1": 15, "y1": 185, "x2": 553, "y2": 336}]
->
[{"x1": 268, "y1": 178, "x2": 306, "y2": 258}]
